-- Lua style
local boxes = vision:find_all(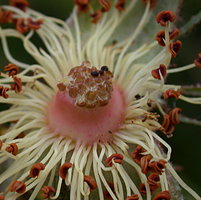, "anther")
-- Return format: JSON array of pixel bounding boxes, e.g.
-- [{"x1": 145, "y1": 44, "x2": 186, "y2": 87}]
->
[
  {"x1": 91, "y1": 71, "x2": 99, "y2": 77},
  {"x1": 126, "y1": 194, "x2": 139, "y2": 200},
  {"x1": 0, "y1": 140, "x2": 3, "y2": 150},
  {"x1": 105, "y1": 153, "x2": 124, "y2": 166},
  {"x1": 91, "y1": 10, "x2": 102, "y2": 24},
  {"x1": 74, "y1": 0, "x2": 90, "y2": 12},
  {"x1": 41, "y1": 186, "x2": 55, "y2": 199},
  {"x1": 0, "y1": 86, "x2": 10, "y2": 99},
  {"x1": 9, "y1": 180, "x2": 26, "y2": 193},
  {"x1": 0, "y1": 8, "x2": 13, "y2": 24},
  {"x1": 9, "y1": 0, "x2": 29, "y2": 11},
  {"x1": 140, "y1": 155, "x2": 151, "y2": 174},
  {"x1": 147, "y1": 173, "x2": 160, "y2": 192},
  {"x1": 14, "y1": 132, "x2": 25, "y2": 139},
  {"x1": 161, "y1": 114, "x2": 175, "y2": 137},
  {"x1": 5, "y1": 143, "x2": 18, "y2": 155},
  {"x1": 156, "y1": 10, "x2": 176, "y2": 26},
  {"x1": 16, "y1": 18, "x2": 29, "y2": 33},
  {"x1": 57, "y1": 82, "x2": 66, "y2": 91},
  {"x1": 163, "y1": 89, "x2": 180, "y2": 99},
  {"x1": 169, "y1": 40, "x2": 182, "y2": 58},
  {"x1": 168, "y1": 107, "x2": 182, "y2": 125},
  {"x1": 115, "y1": 0, "x2": 126, "y2": 12},
  {"x1": 151, "y1": 64, "x2": 167, "y2": 80},
  {"x1": 139, "y1": 184, "x2": 146, "y2": 195},
  {"x1": 84, "y1": 175, "x2": 97, "y2": 191},
  {"x1": 194, "y1": 53, "x2": 201, "y2": 68},
  {"x1": 59, "y1": 162, "x2": 73, "y2": 179},
  {"x1": 101, "y1": 66, "x2": 109, "y2": 72},
  {"x1": 99, "y1": 0, "x2": 111, "y2": 12},
  {"x1": 152, "y1": 190, "x2": 171, "y2": 200},
  {"x1": 29, "y1": 163, "x2": 45, "y2": 178},
  {"x1": 103, "y1": 182, "x2": 115, "y2": 199},
  {"x1": 149, "y1": 159, "x2": 166, "y2": 175},
  {"x1": 142, "y1": 0, "x2": 157, "y2": 9},
  {"x1": 131, "y1": 145, "x2": 146, "y2": 164},
  {"x1": 4, "y1": 64, "x2": 19, "y2": 76},
  {"x1": 0, "y1": 195, "x2": 4, "y2": 200},
  {"x1": 10, "y1": 76, "x2": 22, "y2": 93},
  {"x1": 27, "y1": 18, "x2": 43, "y2": 30}
]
